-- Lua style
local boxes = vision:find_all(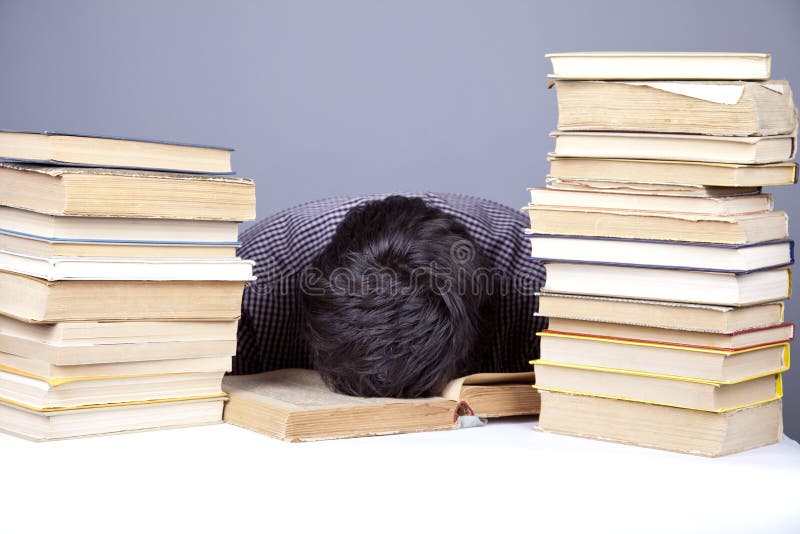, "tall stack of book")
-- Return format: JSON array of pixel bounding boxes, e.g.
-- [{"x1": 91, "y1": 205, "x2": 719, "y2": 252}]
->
[
  {"x1": 526, "y1": 53, "x2": 798, "y2": 456},
  {"x1": 0, "y1": 131, "x2": 256, "y2": 440}
]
